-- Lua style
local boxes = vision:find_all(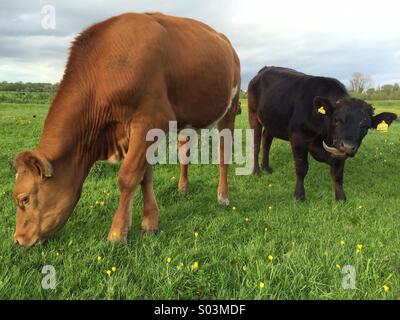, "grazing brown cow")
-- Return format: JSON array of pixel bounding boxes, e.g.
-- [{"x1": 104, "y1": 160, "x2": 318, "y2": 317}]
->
[{"x1": 12, "y1": 12, "x2": 241, "y2": 247}]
